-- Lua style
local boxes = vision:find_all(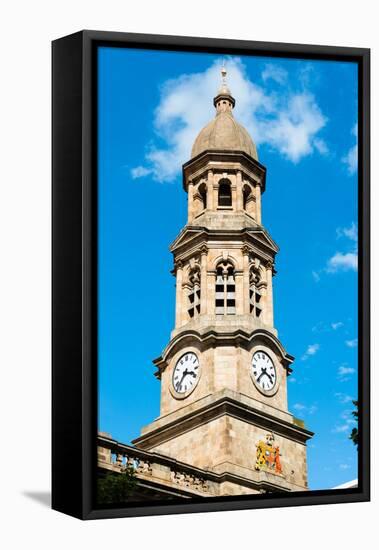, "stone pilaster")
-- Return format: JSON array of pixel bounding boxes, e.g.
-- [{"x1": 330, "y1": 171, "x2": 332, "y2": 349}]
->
[
  {"x1": 242, "y1": 246, "x2": 250, "y2": 315},
  {"x1": 200, "y1": 246, "x2": 208, "y2": 315},
  {"x1": 175, "y1": 261, "x2": 183, "y2": 328},
  {"x1": 255, "y1": 183, "x2": 262, "y2": 224},
  {"x1": 231, "y1": 183, "x2": 237, "y2": 212},
  {"x1": 265, "y1": 261, "x2": 274, "y2": 327},
  {"x1": 208, "y1": 270, "x2": 216, "y2": 316},
  {"x1": 207, "y1": 170, "x2": 214, "y2": 211},
  {"x1": 188, "y1": 180, "x2": 194, "y2": 222},
  {"x1": 236, "y1": 170, "x2": 243, "y2": 211}
]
